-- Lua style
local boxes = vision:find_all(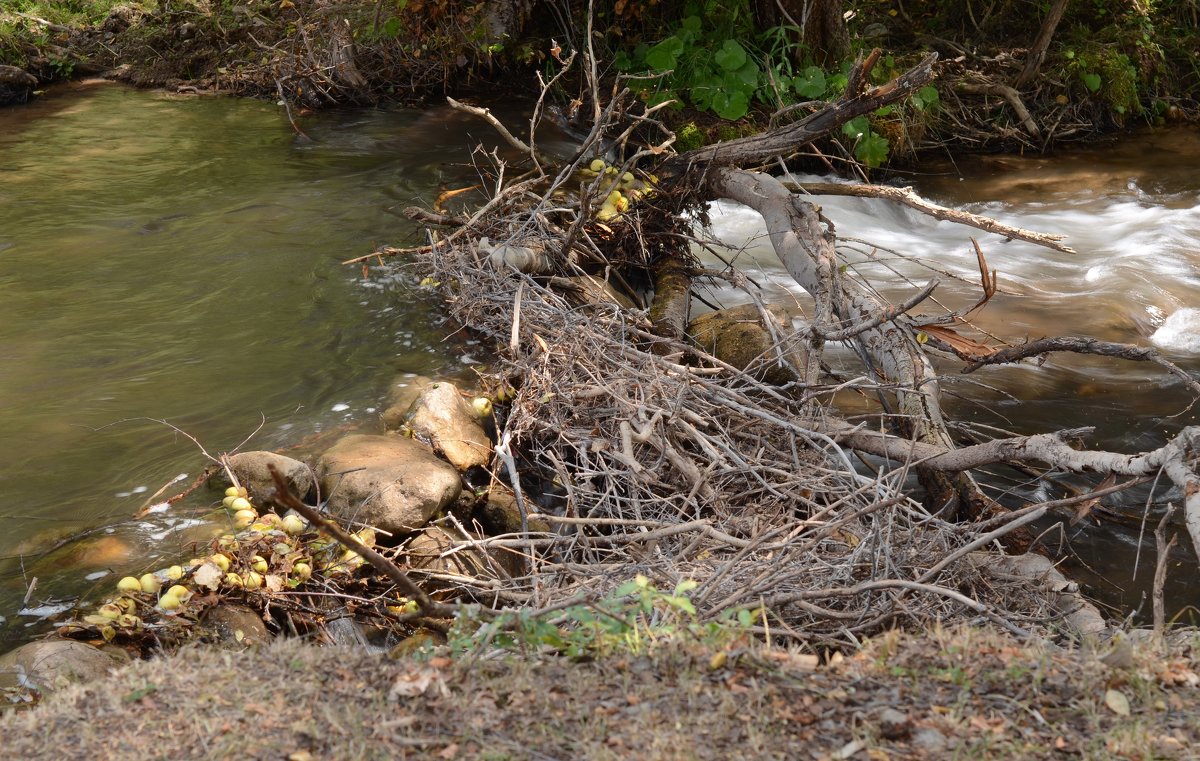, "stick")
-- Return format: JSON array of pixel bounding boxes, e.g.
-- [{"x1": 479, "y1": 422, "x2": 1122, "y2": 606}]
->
[
  {"x1": 1153, "y1": 503, "x2": 1177, "y2": 637},
  {"x1": 791, "y1": 181, "x2": 1074, "y2": 254}
]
